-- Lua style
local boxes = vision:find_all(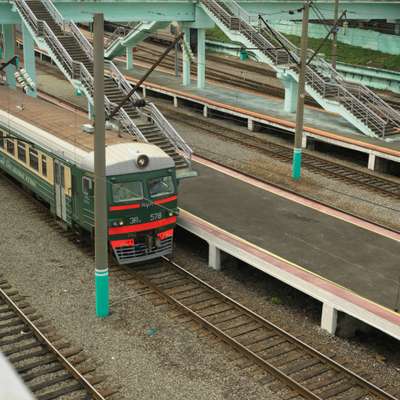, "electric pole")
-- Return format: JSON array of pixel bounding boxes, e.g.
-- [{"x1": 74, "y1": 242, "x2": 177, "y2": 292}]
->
[
  {"x1": 292, "y1": 0, "x2": 310, "y2": 181},
  {"x1": 332, "y1": 0, "x2": 339, "y2": 69},
  {"x1": 93, "y1": 13, "x2": 109, "y2": 318}
]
